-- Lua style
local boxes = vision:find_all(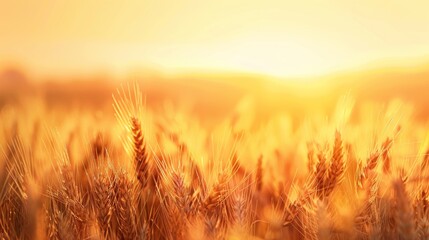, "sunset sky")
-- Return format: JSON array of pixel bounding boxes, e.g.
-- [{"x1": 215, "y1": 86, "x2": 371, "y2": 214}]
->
[{"x1": 1, "y1": 0, "x2": 429, "y2": 78}]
